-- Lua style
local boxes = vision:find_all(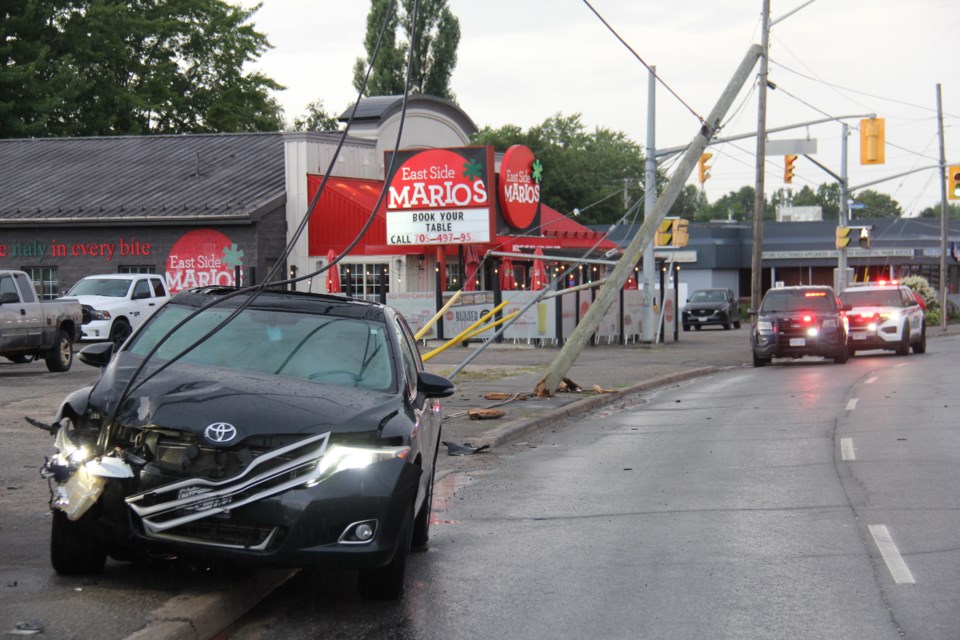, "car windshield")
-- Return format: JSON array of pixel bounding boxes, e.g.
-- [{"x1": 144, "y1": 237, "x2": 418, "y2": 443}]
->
[
  {"x1": 127, "y1": 303, "x2": 395, "y2": 391},
  {"x1": 761, "y1": 290, "x2": 837, "y2": 312},
  {"x1": 841, "y1": 289, "x2": 901, "y2": 307},
  {"x1": 67, "y1": 278, "x2": 131, "y2": 297},
  {"x1": 690, "y1": 290, "x2": 725, "y2": 303}
]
